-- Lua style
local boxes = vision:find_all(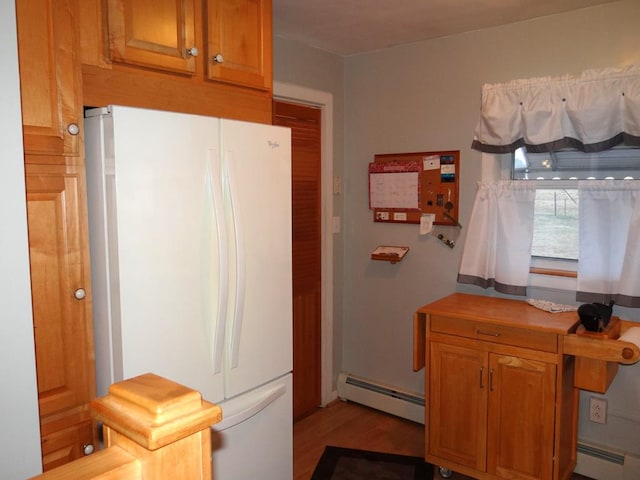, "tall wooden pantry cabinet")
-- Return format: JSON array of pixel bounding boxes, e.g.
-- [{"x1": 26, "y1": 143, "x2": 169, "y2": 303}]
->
[{"x1": 15, "y1": 0, "x2": 97, "y2": 471}]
